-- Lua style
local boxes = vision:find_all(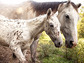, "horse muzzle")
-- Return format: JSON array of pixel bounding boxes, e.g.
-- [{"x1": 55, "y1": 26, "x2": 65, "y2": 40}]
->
[
  {"x1": 65, "y1": 40, "x2": 77, "y2": 48},
  {"x1": 54, "y1": 41, "x2": 62, "y2": 48}
]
